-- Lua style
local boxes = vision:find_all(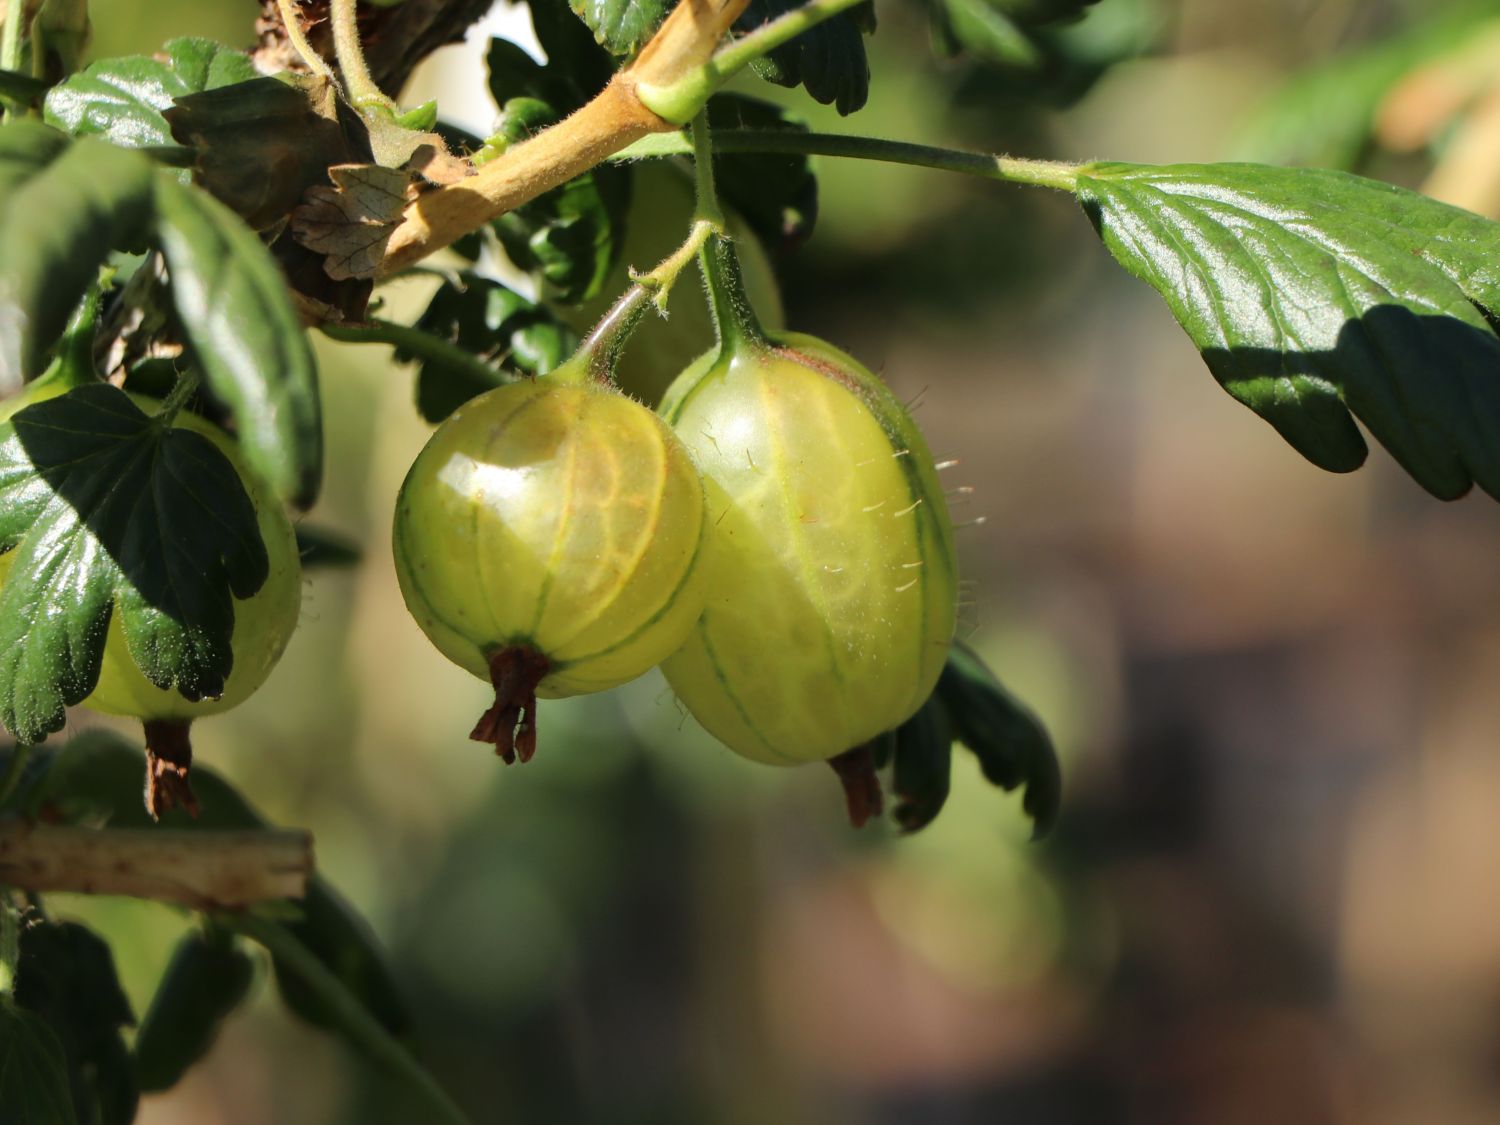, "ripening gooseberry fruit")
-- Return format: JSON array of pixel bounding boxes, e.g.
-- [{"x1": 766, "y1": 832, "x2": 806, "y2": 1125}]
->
[
  {"x1": 0, "y1": 388, "x2": 302, "y2": 816},
  {"x1": 392, "y1": 362, "x2": 709, "y2": 763},
  {"x1": 658, "y1": 238, "x2": 958, "y2": 824}
]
